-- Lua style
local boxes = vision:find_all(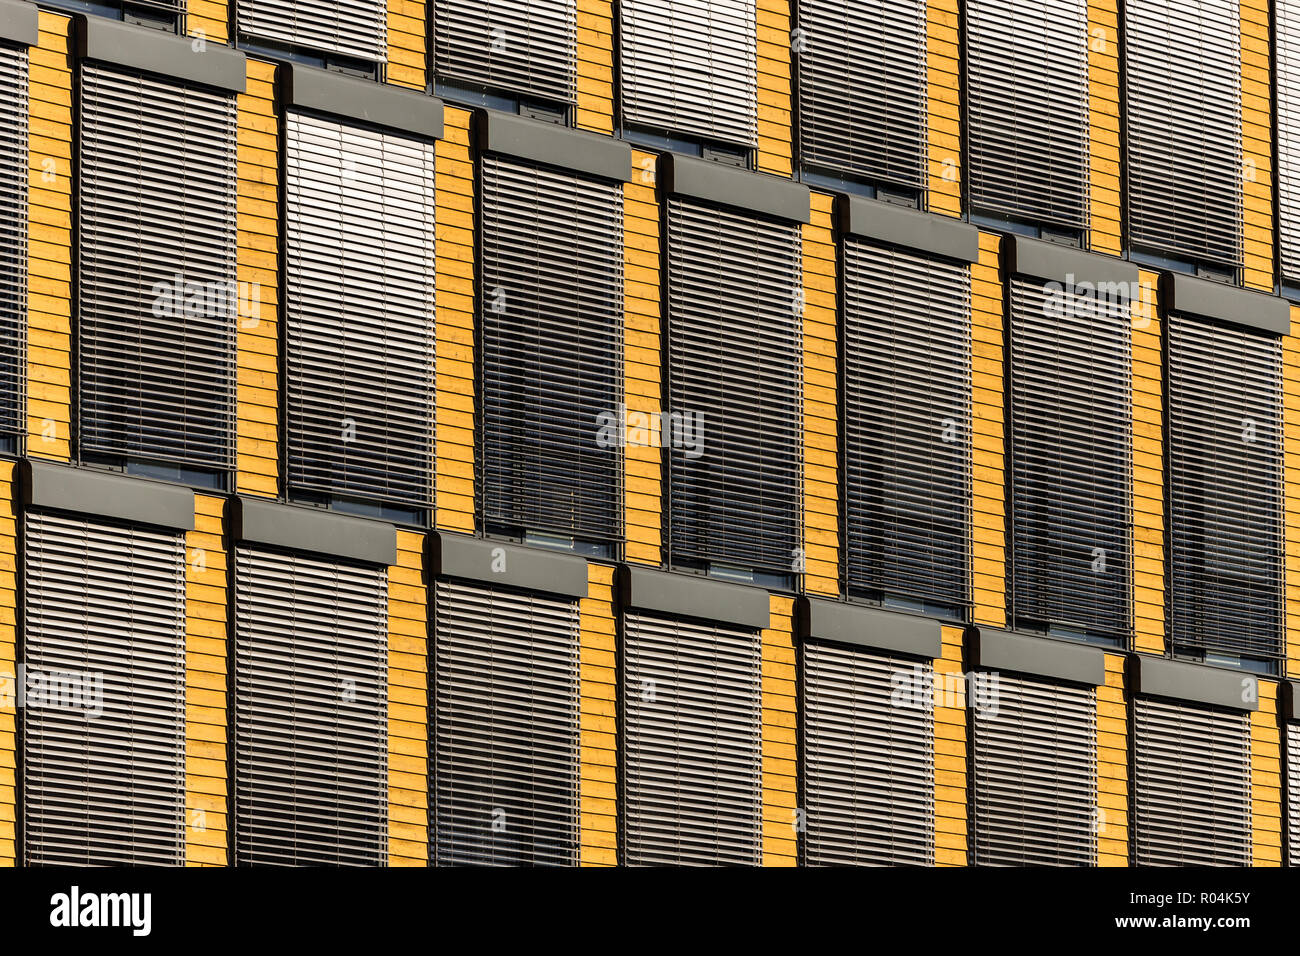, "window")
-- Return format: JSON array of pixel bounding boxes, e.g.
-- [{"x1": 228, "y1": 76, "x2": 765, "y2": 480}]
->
[
  {"x1": 77, "y1": 65, "x2": 238, "y2": 474},
  {"x1": 432, "y1": 579, "x2": 580, "y2": 866},
  {"x1": 22, "y1": 510, "x2": 186, "y2": 865},
  {"x1": 238, "y1": 0, "x2": 388, "y2": 64},
  {"x1": 233, "y1": 545, "x2": 389, "y2": 866},
  {"x1": 0, "y1": 41, "x2": 27, "y2": 451},
  {"x1": 794, "y1": 0, "x2": 926, "y2": 191},
  {"x1": 966, "y1": 0, "x2": 1088, "y2": 232},
  {"x1": 1124, "y1": 0, "x2": 1241, "y2": 269},
  {"x1": 284, "y1": 110, "x2": 436, "y2": 514},
  {"x1": 479, "y1": 154, "x2": 622, "y2": 548},
  {"x1": 1277, "y1": 0, "x2": 1300, "y2": 286},
  {"x1": 434, "y1": 0, "x2": 577, "y2": 107}
]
